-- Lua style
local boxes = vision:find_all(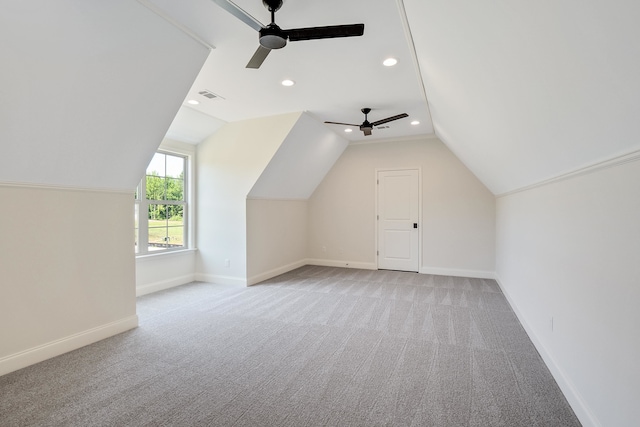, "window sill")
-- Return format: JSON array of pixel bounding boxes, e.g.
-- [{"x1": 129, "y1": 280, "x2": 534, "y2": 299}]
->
[{"x1": 135, "y1": 248, "x2": 198, "y2": 261}]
